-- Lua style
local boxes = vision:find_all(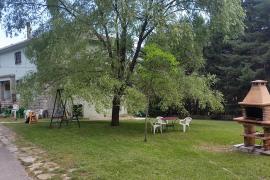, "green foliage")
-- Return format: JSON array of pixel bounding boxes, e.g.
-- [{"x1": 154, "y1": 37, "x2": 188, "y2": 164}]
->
[
  {"x1": 145, "y1": 19, "x2": 225, "y2": 114},
  {"x1": 20, "y1": 19, "x2": 117, "y2": 113},
  {"x1": 0, "y1": 107, "x2": 11, "y2": 117},
  {"x1": 150, "y1": 21, "x2": 207, "y2": 73},
  {"x1": 1, "y1": 0, "x2": 245, "y2": 121},
  {"x1": 208, "y1": 0, "x2": 246, "y2": 39},
  {"x1": 183, "y1": 74, "x2": 224, "y2": 112},
  {"x1": 135, "y1": 43, "x2": 224, "y2": 115},
  {"x1": 136, "y1": 44, "x2": 182, "y2": 110},
  {"x1": 124, "y1": 88, "x2": 146, "y2": 114},
  {"x1": 205, "y1": 0, "x2": 270, "y2": 115},
  {"x1": 17, "y1": 72, "x2": 42, "y2": 107}
]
